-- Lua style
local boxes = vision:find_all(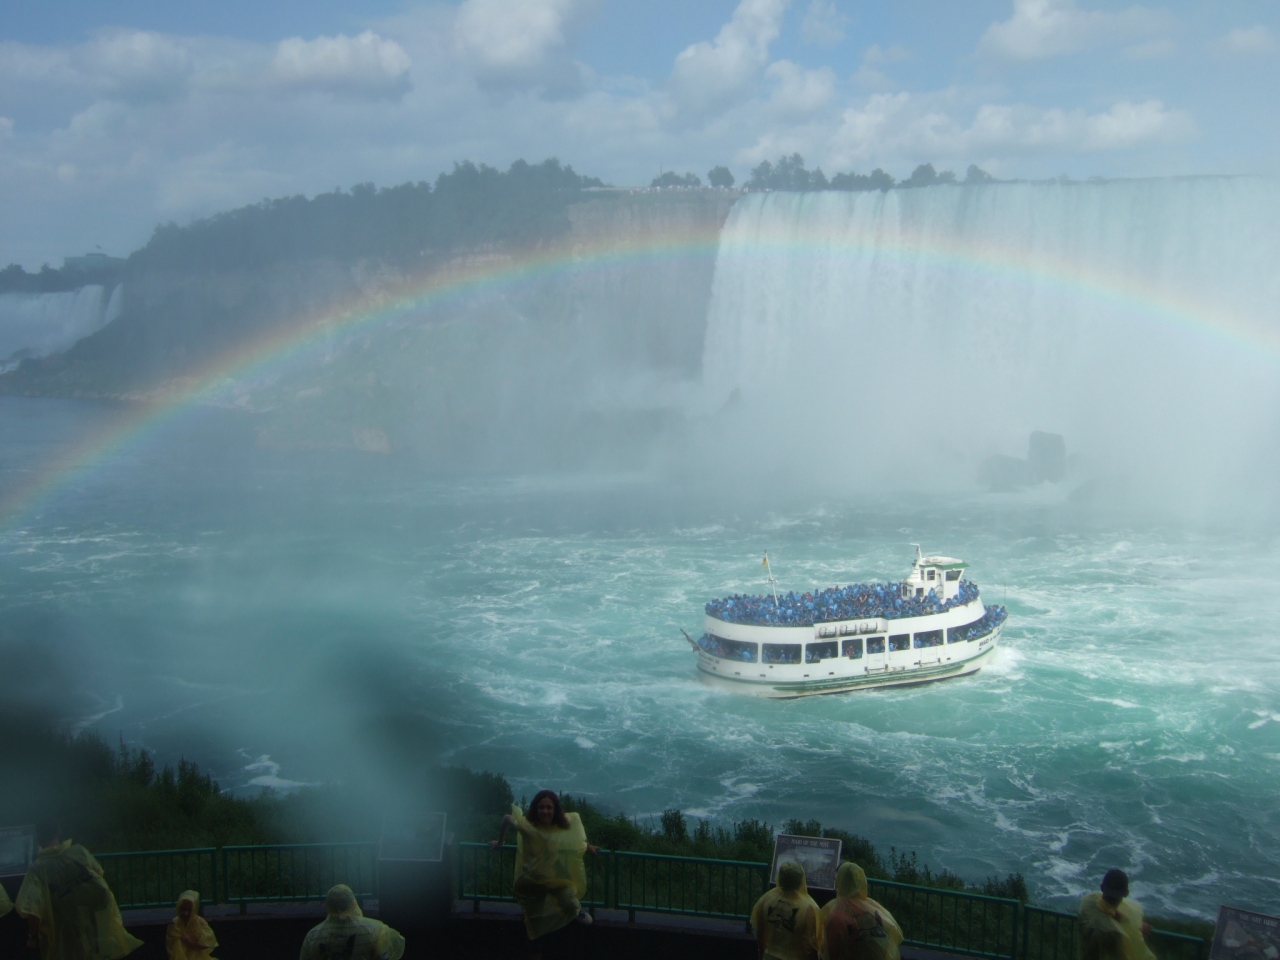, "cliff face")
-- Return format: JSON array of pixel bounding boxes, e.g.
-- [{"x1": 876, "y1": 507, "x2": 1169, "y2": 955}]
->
[{"x1": 0, "y1": 190, "x2": 737, "y2": 466}]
